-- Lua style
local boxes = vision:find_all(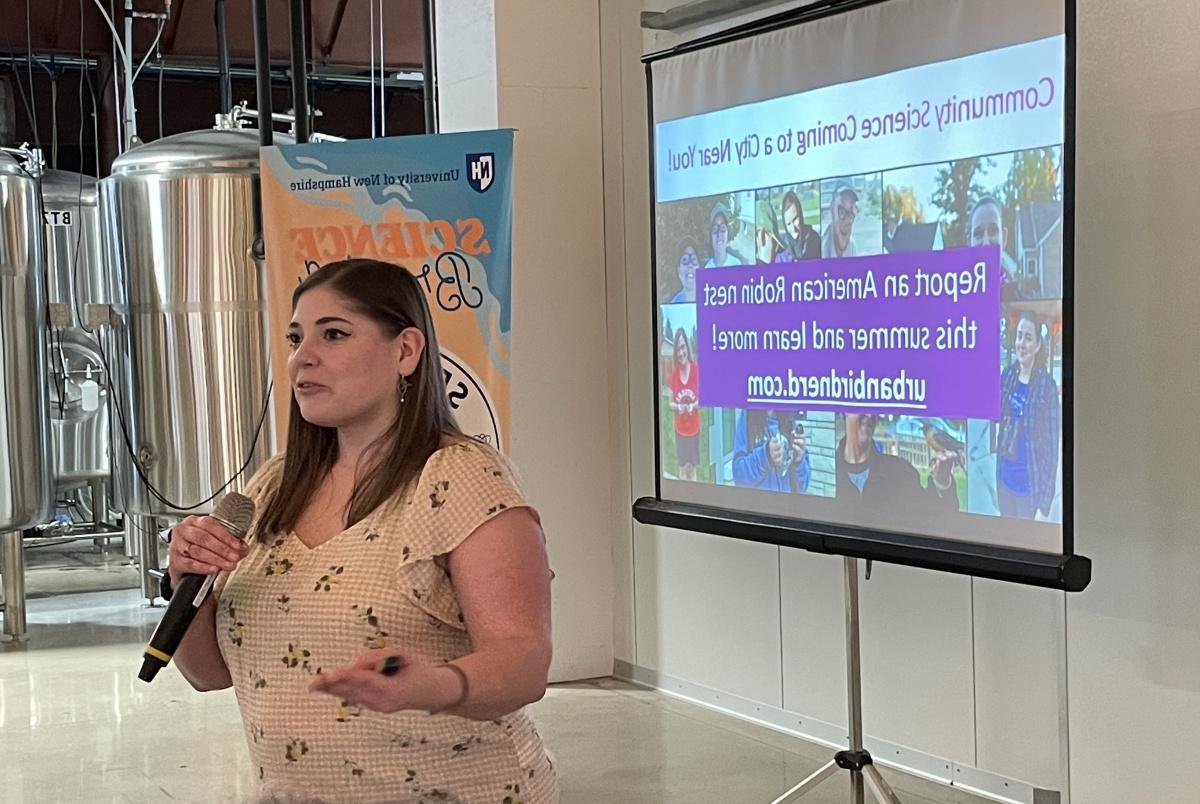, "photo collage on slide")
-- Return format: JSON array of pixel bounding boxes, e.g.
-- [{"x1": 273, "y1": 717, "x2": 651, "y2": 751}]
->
[{"x1": 657, "y1": 147, "x2": 1064, "y2": 524}]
